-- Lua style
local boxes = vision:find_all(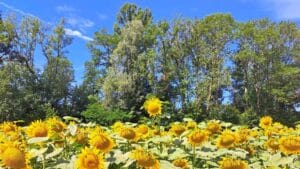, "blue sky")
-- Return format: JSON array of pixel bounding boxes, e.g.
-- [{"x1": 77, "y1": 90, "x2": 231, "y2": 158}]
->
[{"x1": 0, "y1": 0, "x2": 300, "y2": 84}]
